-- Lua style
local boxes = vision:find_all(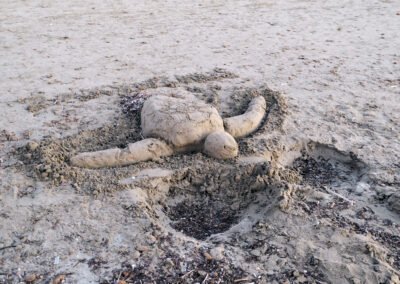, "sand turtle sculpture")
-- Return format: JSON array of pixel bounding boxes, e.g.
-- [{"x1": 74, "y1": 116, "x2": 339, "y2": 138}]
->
[{"x1": 71, "y1": 94, "x2": 266, "y2": 168}]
